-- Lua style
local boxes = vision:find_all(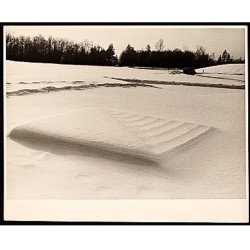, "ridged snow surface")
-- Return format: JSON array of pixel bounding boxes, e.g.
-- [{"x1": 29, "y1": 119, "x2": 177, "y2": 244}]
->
[{"x1": 9, "y1": 108, "x2": 213, "y2": 160}]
